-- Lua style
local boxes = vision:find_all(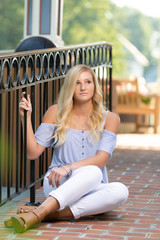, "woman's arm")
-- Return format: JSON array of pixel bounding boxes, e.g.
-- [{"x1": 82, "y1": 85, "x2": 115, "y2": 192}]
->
[{"x1": 19, "y1": 92, "x2": 58, "y2": 159}]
